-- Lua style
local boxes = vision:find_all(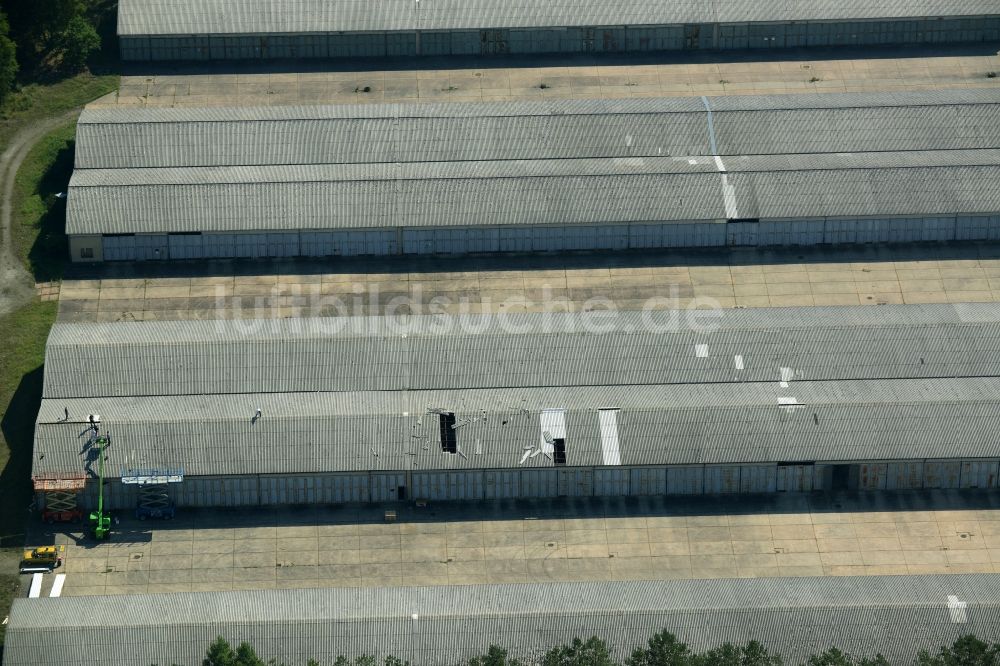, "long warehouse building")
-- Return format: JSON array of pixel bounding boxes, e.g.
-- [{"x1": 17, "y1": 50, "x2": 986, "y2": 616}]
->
[
  {"x1": 66, "y1": 89, "x2": 1000, "y2": 262},
  {"x1": 32, "y1": 303, "x2": 1000, "y2": 509},
  {"x1": 6, "y1": 575, "x2": 1000, "y2": 665},
  {"x1": 116, "y1": 0, "x2": 1000, "y2": 61}
]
